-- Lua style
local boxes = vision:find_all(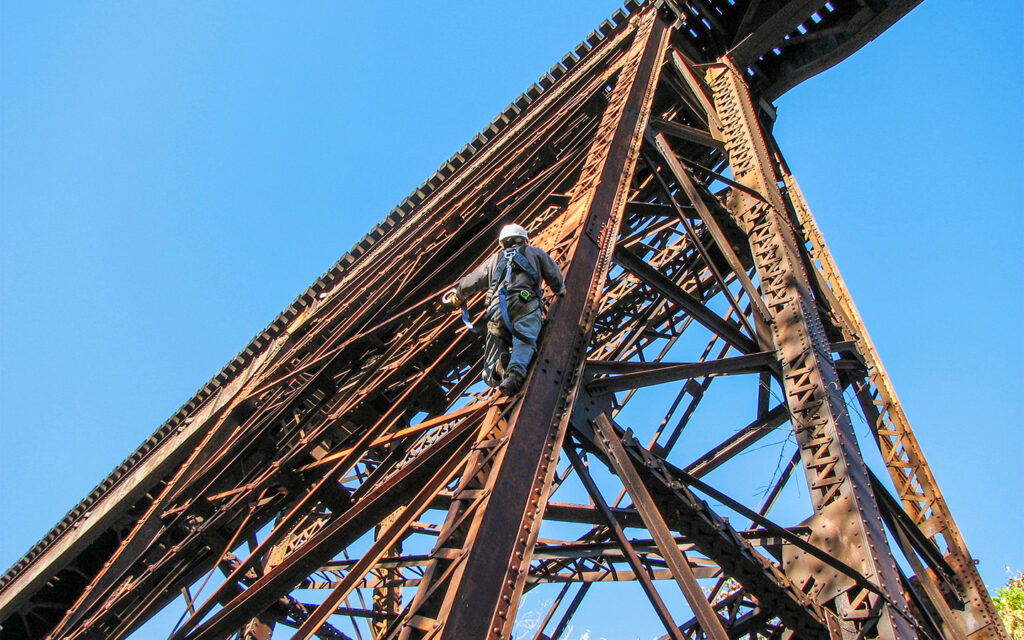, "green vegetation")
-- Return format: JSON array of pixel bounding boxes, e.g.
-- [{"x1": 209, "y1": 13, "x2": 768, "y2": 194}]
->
[{"x1": 994, "y1": 569, "x2": 1024, "y2": 639}]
